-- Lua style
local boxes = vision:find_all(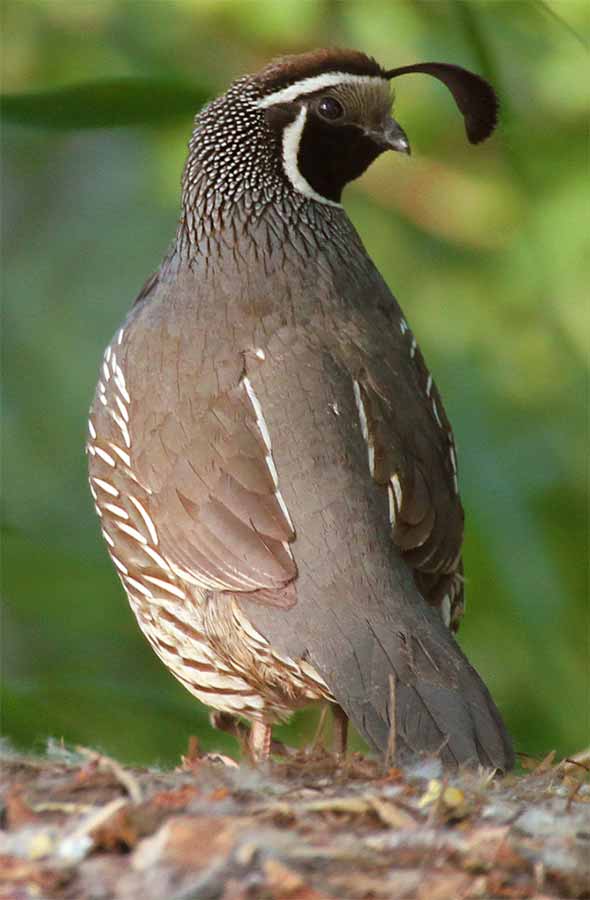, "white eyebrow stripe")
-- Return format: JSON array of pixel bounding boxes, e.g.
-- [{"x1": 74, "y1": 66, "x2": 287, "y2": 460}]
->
[{"x1": 255, "y1": 72, "x2": 388, "y2": 109}]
